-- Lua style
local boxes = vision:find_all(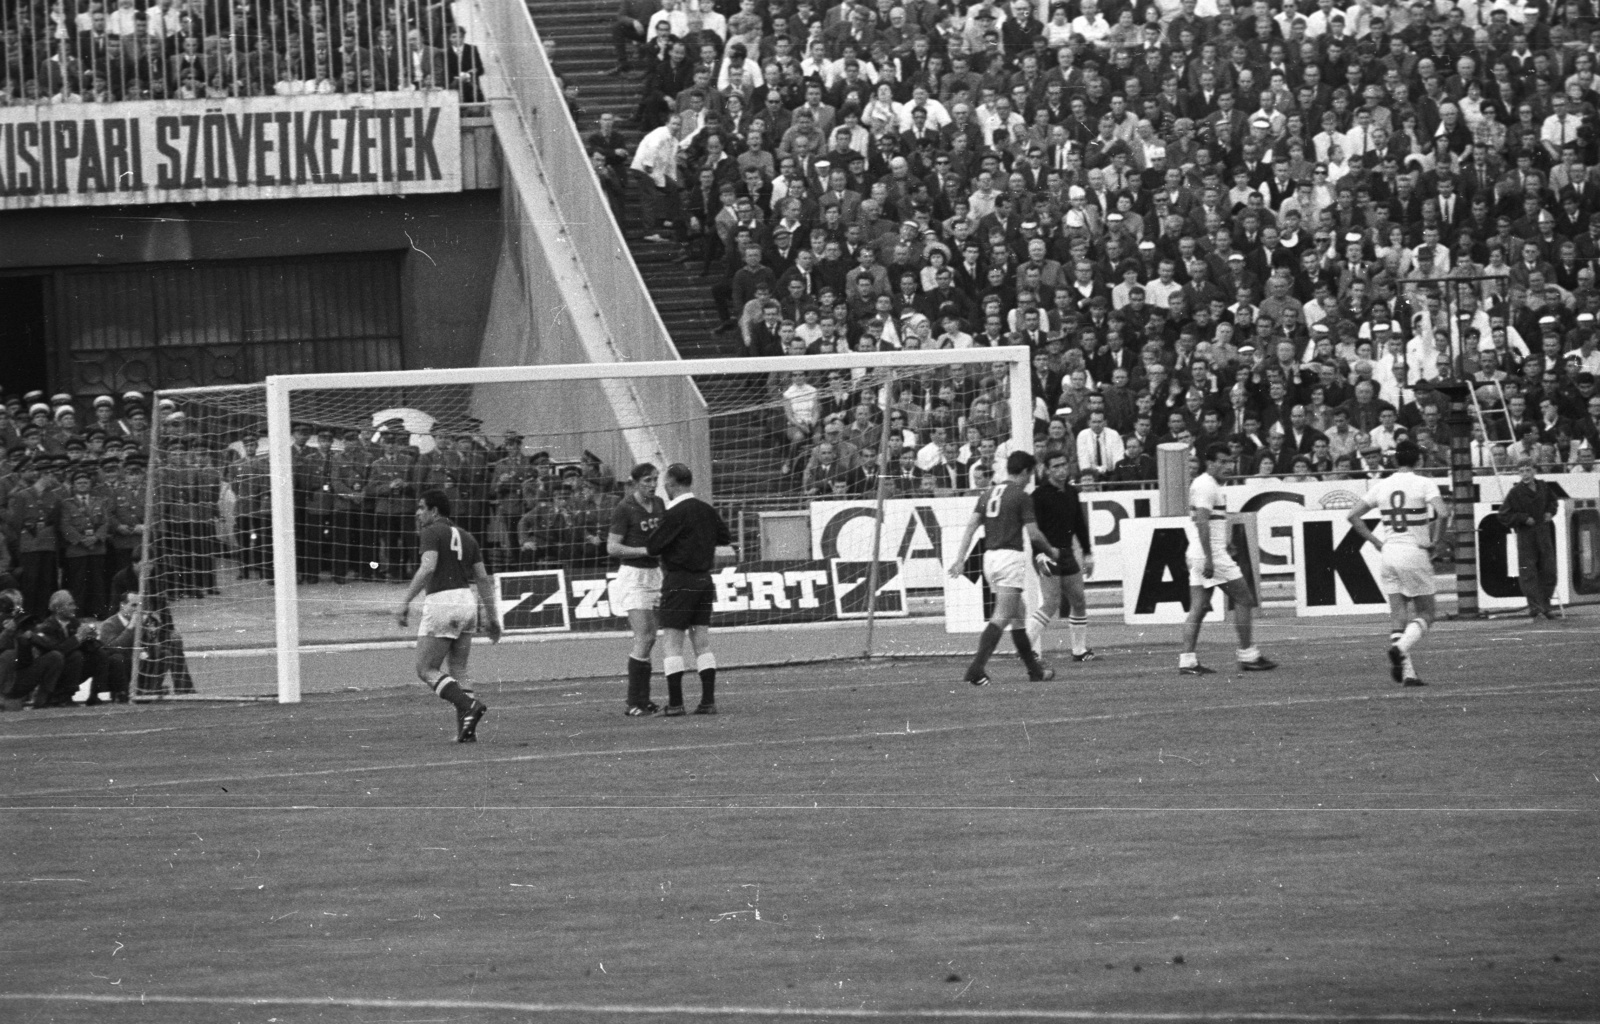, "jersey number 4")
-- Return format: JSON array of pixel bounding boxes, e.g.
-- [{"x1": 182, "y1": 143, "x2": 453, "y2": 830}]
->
[{"x1": 450, "y1": 527, "x2": 464, "y2": 558}]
